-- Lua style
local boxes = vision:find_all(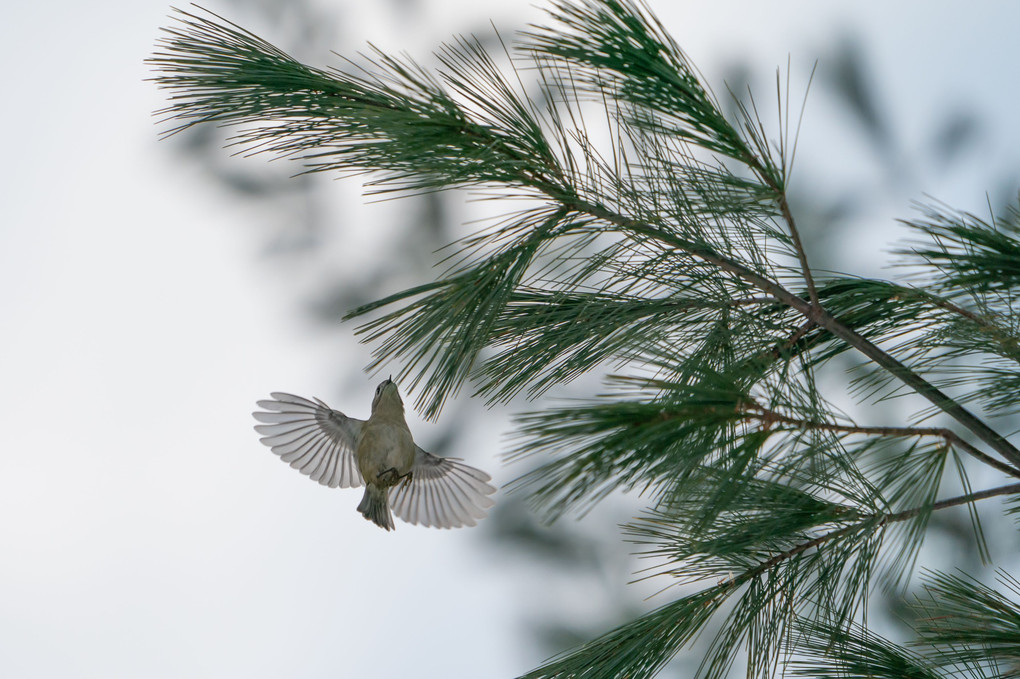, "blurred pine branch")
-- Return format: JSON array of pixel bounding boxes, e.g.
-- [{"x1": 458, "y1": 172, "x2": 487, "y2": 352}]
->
[{"x1": 151, "y1": 1, "x2": 1020, "y2": 677}]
